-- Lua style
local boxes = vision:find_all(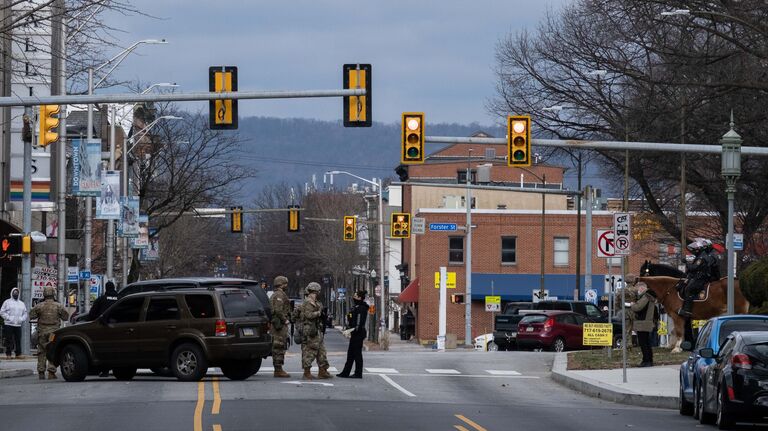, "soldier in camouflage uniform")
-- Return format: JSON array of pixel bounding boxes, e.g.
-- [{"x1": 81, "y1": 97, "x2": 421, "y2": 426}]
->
[
  {"x1": 298, "y1": 282, "x2": 332, "y2": 380},
  {"x1": 29, "y1": 286, "x2": 69, "y2": 379},
  {"x1": 269, "y1": 275, "x2": 292, "y2": 378}
]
